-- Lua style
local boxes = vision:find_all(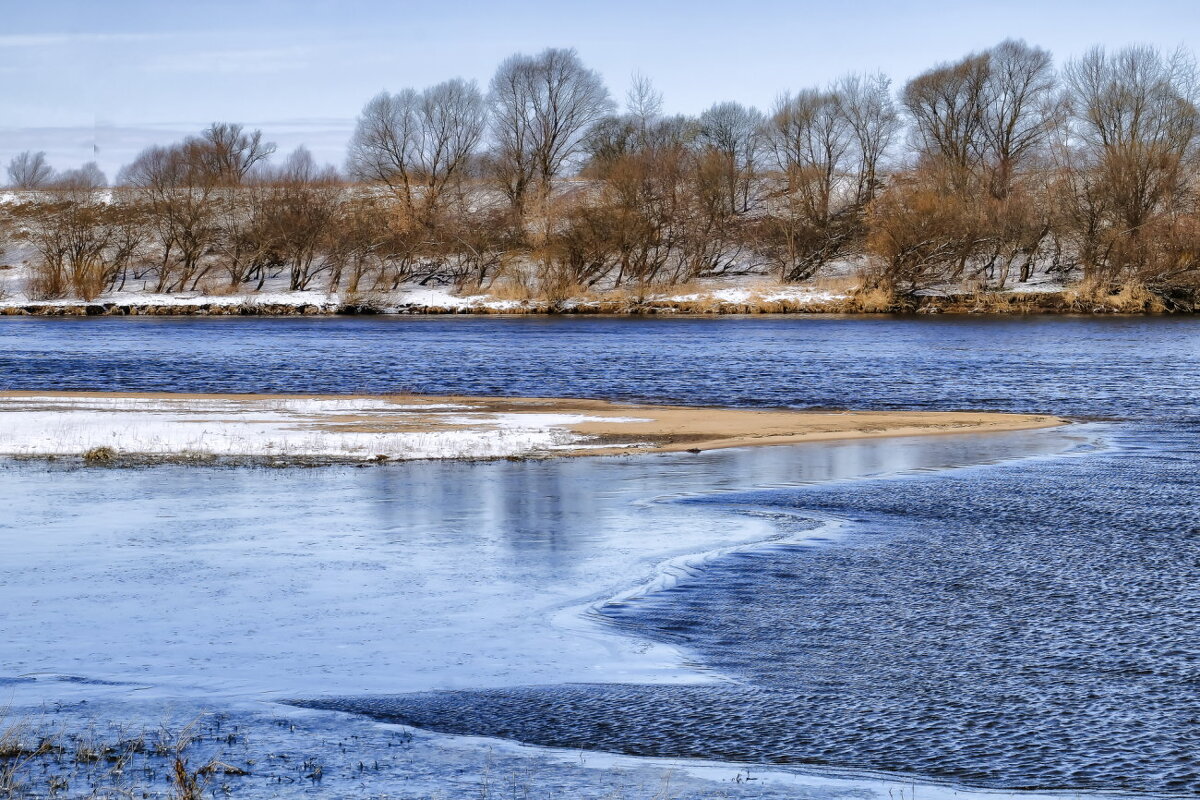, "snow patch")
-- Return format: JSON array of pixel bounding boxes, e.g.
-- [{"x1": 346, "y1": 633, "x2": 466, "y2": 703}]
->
[
  {"x1": 0, "y1": 396, "x2": 648, "y2": 460},
  {"x1": 662, "y1": 286, "x2": 850, "y2": 306}
]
